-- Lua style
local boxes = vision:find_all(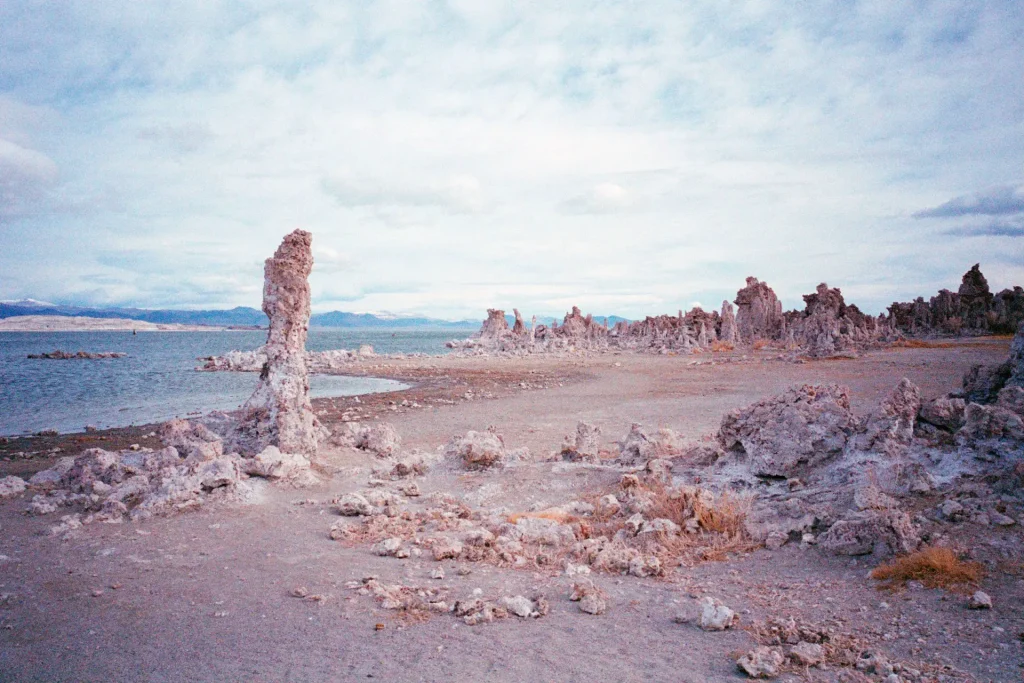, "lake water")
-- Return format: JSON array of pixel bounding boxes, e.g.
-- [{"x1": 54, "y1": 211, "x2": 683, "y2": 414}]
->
[{"x1": 0, "y1": 328, "x2": 460, "y2": 436}]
